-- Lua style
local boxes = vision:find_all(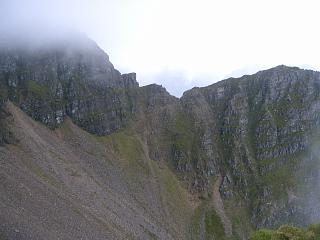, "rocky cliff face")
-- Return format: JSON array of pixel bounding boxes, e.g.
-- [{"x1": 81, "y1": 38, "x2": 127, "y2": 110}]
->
[
  {"x1": 0, "y1": 36, "x2": 139, "y2": 134},
  {"x1": 1, "y1": 34, "x2": 320, "y2": 240},
  {"x1": 172, "y1": 67, "x2": 320, "y2": 233}
]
